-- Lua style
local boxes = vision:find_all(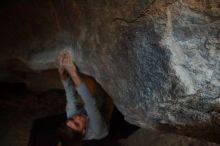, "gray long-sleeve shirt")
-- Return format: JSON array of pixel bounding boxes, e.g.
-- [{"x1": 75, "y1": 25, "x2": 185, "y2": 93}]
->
[{"x1": 62, "y1": 79, "x2": 108, "y2": 140}]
